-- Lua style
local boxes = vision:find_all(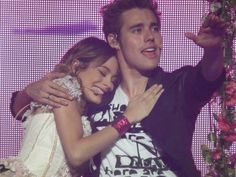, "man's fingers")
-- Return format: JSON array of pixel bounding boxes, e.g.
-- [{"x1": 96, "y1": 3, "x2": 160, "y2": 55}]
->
[
  {"x1": 49, "y1": 82, "x2": 73, "y2": 100},
  {"x1": 43, "y1": 72, "x2": 66, "y2": 80},
  {"x1": 184, "y1": 32, "x2": 197, "y2": 43},
  {"x1": 40, "y1": 98, "x2": 63, "y2": 108},
  {"x1": 202, "y1": 13, "x2": 228, "y2": 36},
  {"x1": 40, "y1": 93, "x2": 70, "y2": 107},
  {"x1": 35, "y1": 81, "x2": 71, "y2": 106},
  {"x1": 199, "y1": 27, "x2": 211, "y2": 34},
  {"x1": 46, "y1": 94, "x2": 70, "y2": 106},
  {"x1": 206, "y1": 13, "x2": 223, "y2": 27}
]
